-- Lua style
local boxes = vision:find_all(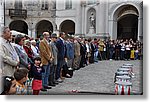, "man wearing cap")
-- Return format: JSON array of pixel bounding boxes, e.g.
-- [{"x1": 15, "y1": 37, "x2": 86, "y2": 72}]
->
[
  {"x1": 39, "y1": 32, "x2": 53, "y2": 91},
  {"x1": 49, "y1": 33, "x2": 58, "y2": 86}
]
